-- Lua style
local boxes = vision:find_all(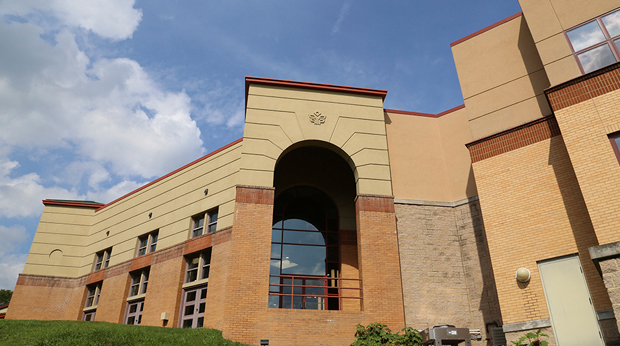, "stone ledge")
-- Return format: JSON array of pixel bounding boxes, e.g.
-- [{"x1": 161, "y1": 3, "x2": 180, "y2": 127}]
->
[
  {"x1": 394, "y1": 196, "x2": 479, "y2": 208},
  {"x1": 503, "y1": 318, "x2": 551, "y2": 333},
  {"x1": 589, "y1": 242, "x2": 620, "y2": 262},
  {"x1": 598, "y1": 309, "x2": 615, "y2": 321}
]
